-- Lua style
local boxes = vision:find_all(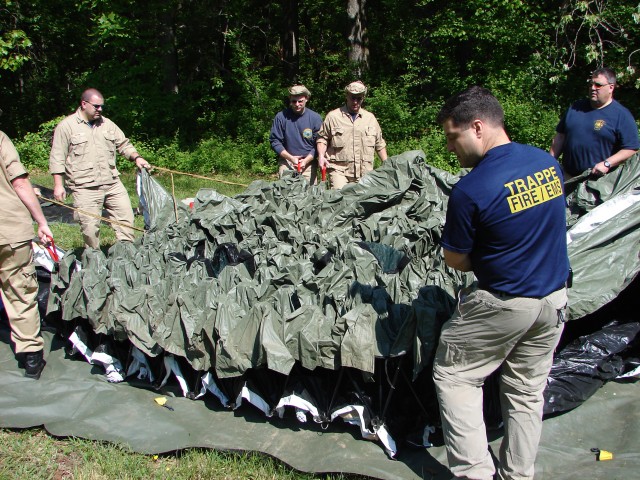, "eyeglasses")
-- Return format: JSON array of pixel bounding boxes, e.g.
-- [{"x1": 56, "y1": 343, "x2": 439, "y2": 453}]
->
[
  {"x1": 348, "y1": 96, "x2": 364, "y2": 102},
  {"x1": 83, "y1": 100, "x2": 104, "y2": 109},
  {"x1": 587, "y1": 80, "x2": 613, "y2": 89}
]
